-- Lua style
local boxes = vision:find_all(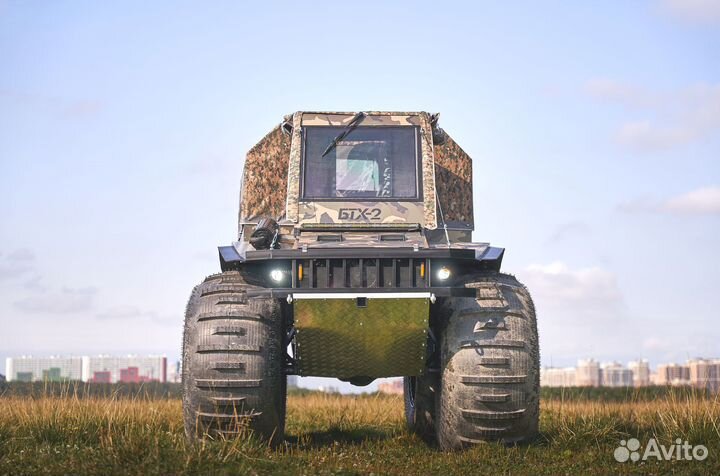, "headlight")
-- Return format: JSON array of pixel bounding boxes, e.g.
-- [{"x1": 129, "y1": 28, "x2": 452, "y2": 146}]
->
[
  {"x1": 437, "y1": 267, "x2": 451, "y2": 281},
  {"x1": 270, "y1": 269, "x2": 284, "y2": 283}
]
